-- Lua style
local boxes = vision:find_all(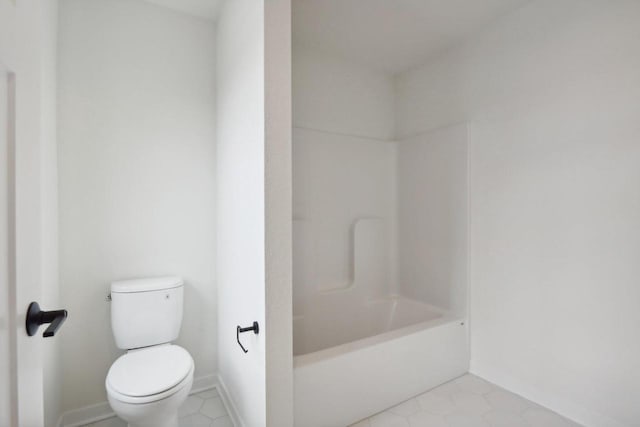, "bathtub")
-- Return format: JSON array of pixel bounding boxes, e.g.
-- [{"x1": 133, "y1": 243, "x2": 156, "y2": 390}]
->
[{"x1": 293, "y1": 296, "x2": 469, "y2": 427}]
